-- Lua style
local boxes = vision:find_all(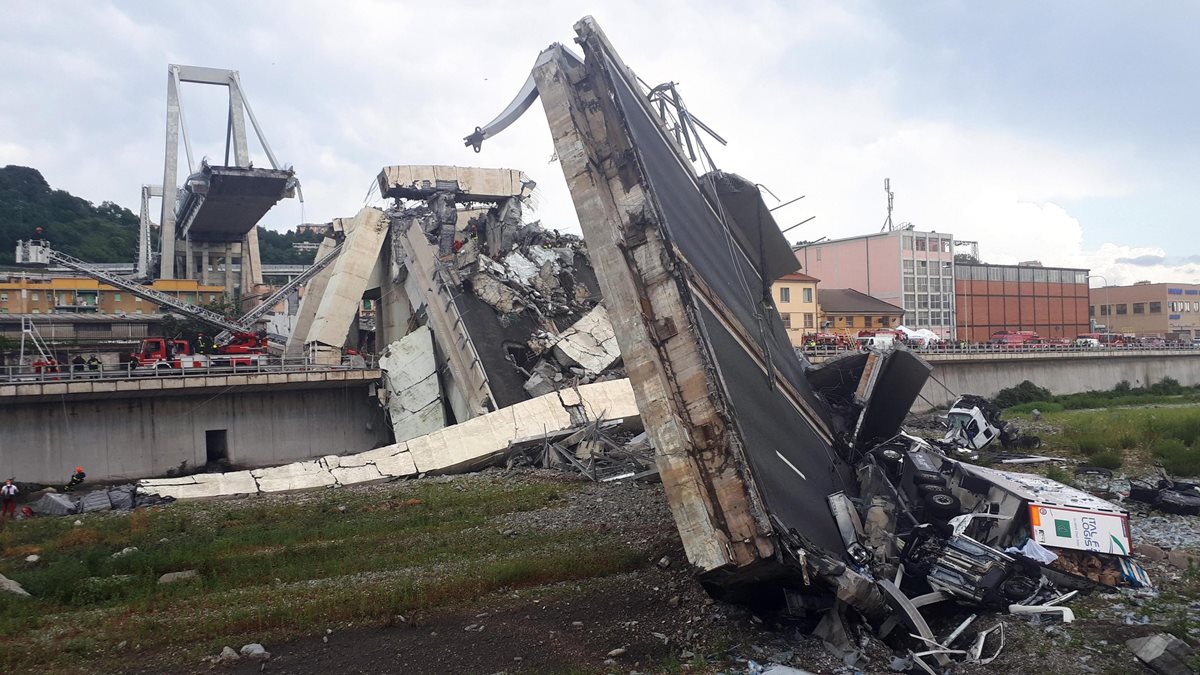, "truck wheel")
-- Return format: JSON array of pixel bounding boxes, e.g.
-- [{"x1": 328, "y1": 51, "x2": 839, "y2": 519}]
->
[
  {"x1": 923, "y1": 492, "x2": 961, "y2": 519},
  {"x1": 913, "y1": 471, "x2": 947, "y2": 486},
  {"x1": 917, "y1": 484, "x2": 952, "y2": 497},
  {"x1": 155, "y1": 363, "x2": 172, "y2": 370}
]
